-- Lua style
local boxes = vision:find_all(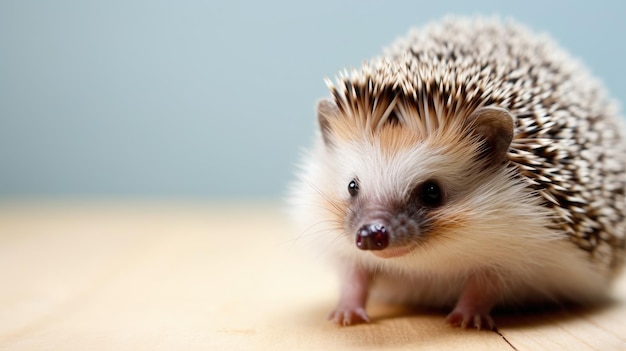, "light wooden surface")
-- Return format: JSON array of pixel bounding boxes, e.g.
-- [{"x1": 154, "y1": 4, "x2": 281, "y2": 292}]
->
[{"x1": 0, "y1": 200, "x2": 624, "y2": 350}]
